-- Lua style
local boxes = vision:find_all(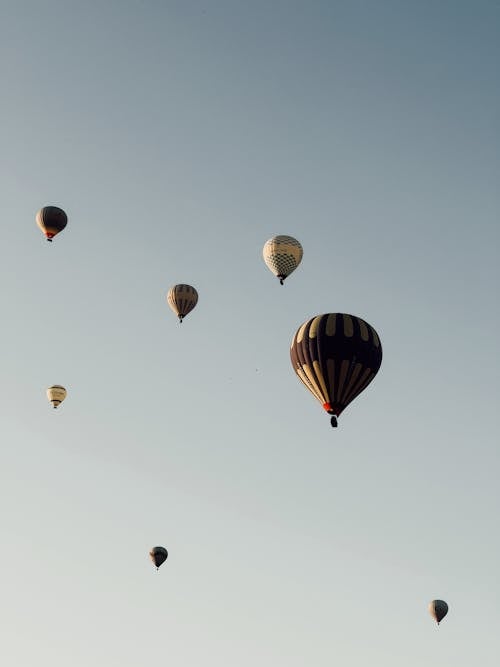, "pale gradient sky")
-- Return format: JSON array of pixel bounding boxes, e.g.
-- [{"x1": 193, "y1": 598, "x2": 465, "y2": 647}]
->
[{"x1": 0, "y1": 1, "x2": 499, "y2": 665}]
